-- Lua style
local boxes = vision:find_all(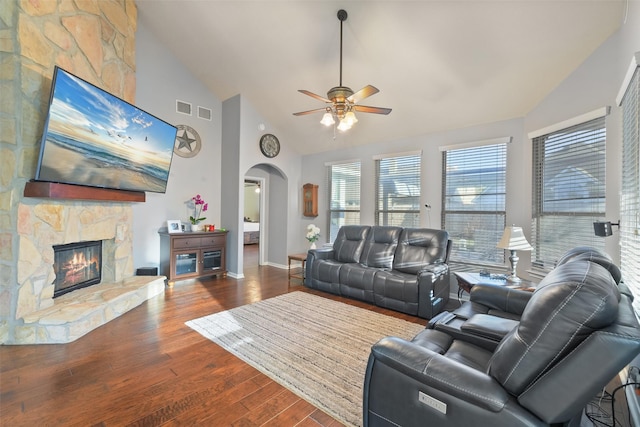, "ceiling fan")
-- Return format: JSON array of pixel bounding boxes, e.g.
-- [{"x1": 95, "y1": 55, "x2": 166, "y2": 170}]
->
[{"x1": 293, "y1": 9, "x2": 391, "y2": 131}]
